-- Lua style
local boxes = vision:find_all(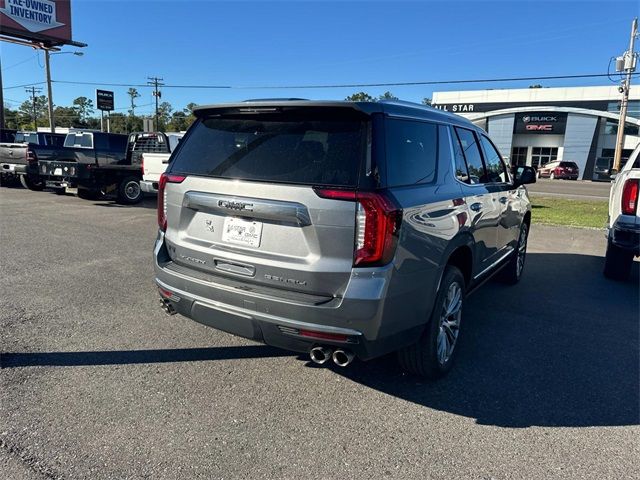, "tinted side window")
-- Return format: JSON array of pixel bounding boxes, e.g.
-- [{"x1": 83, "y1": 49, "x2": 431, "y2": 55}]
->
[
  {"x1": 451, "y1": 127, "x2": 470, "y2": 183},
  {"x1": 454, "y1": 127, "x2": 485, "y2": 184},
  {"x1": 386, "y1": 119, "x2": 438, "y2": 186},
  {"x1": 479, "y1": 135, "x2": 508, "y2": 183}
]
